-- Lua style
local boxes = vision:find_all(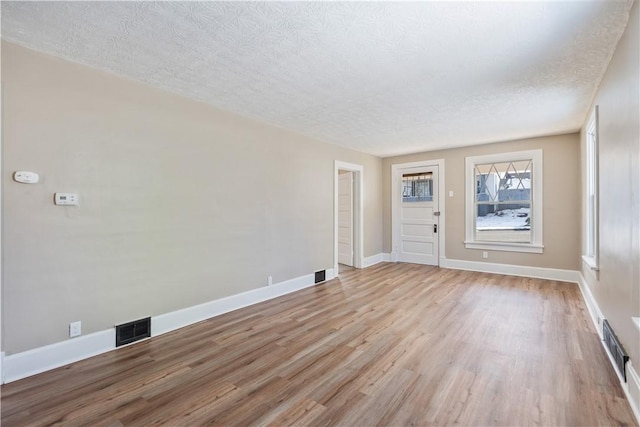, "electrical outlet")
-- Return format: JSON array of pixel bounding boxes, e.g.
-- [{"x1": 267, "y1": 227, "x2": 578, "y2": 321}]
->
[
  {"x1": 482, "y1": 251, "x2": 489, "y2": 259},
  {"x1": 267, "y1": 276, "x2": 273, "y2": 286},
  {"x1": 69, "y1": 321, "x2": 82, "y2": 338}
]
